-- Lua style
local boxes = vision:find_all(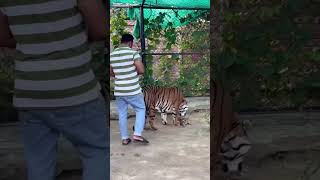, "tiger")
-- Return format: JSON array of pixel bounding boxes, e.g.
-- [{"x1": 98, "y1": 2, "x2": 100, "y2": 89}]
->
[
  {"x1": 142, "y1": 85, "x2": 189, "y2": 130},
  {"x1": 220, "y1": 119, "x2": 252, "y2": 176}
]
